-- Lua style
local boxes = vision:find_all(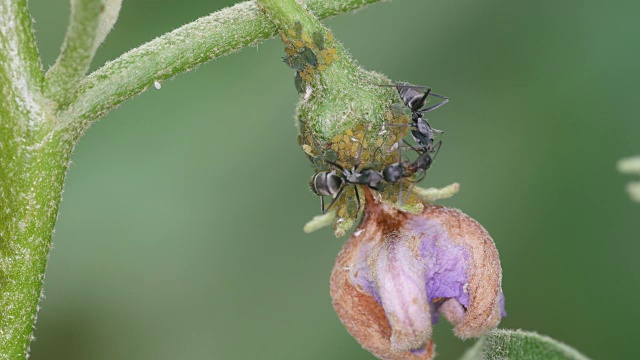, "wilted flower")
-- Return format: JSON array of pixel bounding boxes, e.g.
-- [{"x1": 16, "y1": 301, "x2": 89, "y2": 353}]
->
[{"x1": 330, "y1": 189, "x2": 505, "y2": 359}]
